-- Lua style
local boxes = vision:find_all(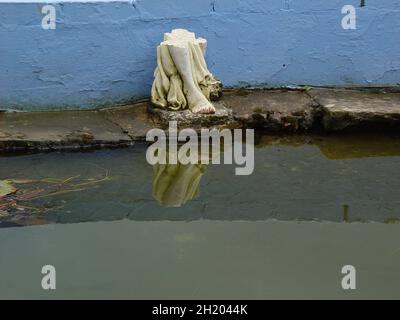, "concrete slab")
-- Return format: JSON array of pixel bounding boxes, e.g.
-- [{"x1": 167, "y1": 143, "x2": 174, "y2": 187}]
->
[
  {"x1": 223, "y1": 89, "x2": 318, "y2": 131},
  {"x1": 309, "y1": 88, "x2": 400, "y2": 131},
  {"x1": 100, "y1": 102, "x2": 156, "y2": 141},
  {"x1": 0, "y1": 110, "x2": 132, "y2": 151},
  {"x1": 2, "y1": 88, "x2": 400, "y2": 153}
]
